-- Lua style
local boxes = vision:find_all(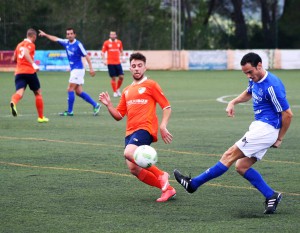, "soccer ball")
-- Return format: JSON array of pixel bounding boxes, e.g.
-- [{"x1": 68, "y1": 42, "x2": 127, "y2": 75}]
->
[{"x1": 133, "y1": 145, "x2": 158, "y2": 168}]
